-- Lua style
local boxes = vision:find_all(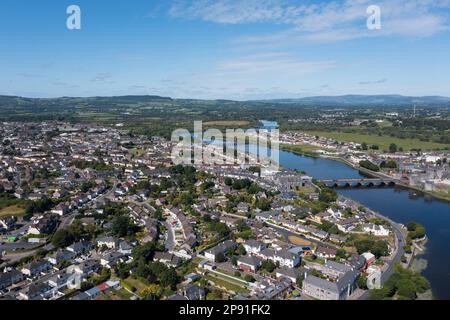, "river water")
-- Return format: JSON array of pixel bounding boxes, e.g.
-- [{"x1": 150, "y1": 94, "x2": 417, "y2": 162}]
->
[{"x1": 277, "y1": 148, "x2": 450, "y2": 299}]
